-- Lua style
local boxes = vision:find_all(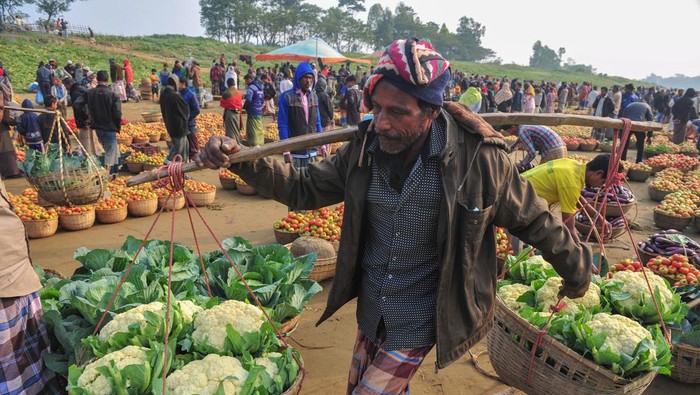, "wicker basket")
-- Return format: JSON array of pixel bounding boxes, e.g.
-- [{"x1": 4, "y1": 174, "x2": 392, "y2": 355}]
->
[
  {"x1": 565, "y1": 143, "x2": 580, "y2": 151},
  {"x1": 281, "y1": 361, "x2": 304, "y2": 395},
  {"x1": 116, "y1": 136, "x2": 133, "y2": 146},
  {"x1": 143, "y1": 163, "x2": 160, "y2": 172},
  {"x1": 141, "y1": 112, "x2": 163, "y2": 123},
  {"x1": 627, "y1": 169, "x2": 651, "y2": 182},
  {"x1": 649, "y1": 165, "x2": 665, "y2": 175},
  {"x1": 575, "y1": 221, "x2": 626, "y2": 242},
  {"x1": 488, "y1": 297, "x2": 657, "y2": 395},
  {"x1": 308, "y1": 255, "x2": 336, "y2": 281},
  {"x1": 95, "y1": 205, "x2": 128, "y2": 224},
  {"x1": 669, "y1": 342, "x2": 700, "y2": 383},
  {"x1": 636, "y1": 245, "x2": 664, "y2": 264},
  {"x1": 131, "y1": 143, "x2": 161, "y2": 155},
  {"x1": 579, "y1": 143, "x2": 597, "y2": 151},
  {"x1": 599, "y1": 144, "x2": 613, "y2": 152},
  {"x1": 133, "y1": 136, "x2": 149, "y2": 144},
  {"x1": 643, "y1": 151, "x2": 661, "y2": 159},
  {"x1": 127, "y1": 198, "x2": 158, "y2": 217},
  {"x1": 23, "y1": 218, "x2": 59, "y2": 239},
  {"x1": 58, "y1": 209, "x2": 96, "y2": 231},
  {"x1": 648, "y1": 186, "x2": 672, "y2": 202},
  {"x1": 148, "y1": 134, "x2": 160, "y2": 143},
  {"x1": 187, "y1": 190, "x2": 216, "y2": 207},
  {"x1": 279, "y1": 314, "x2": 302, "y2": 336},
  {"x1": 275, "y1": 228, "x2": 300, "y2": 244},
  {"x1": 236, "y1": 183, "x2": 257, "y2": 195},
  {"x1": 43, "y1": 268, "x2": 66, "y2": 279},
  {"x1": 125, "y1": 162, "x2": 144, "y2": 174},
  {"x1": 594, "y1": 202, "x2": 635, "y2": 217},
  {"x1": 29, "y1": 166, "x2": 108, "y2": 206},
  {"x1": 158, "y1": 195, "x2": 185, "y2": 211},
  {"x1": 219, "y1": 177, "x2": 237, "y2": 190},
  {"x1": 654, "y1": 210, "x2": 691, "y2": 230}
]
